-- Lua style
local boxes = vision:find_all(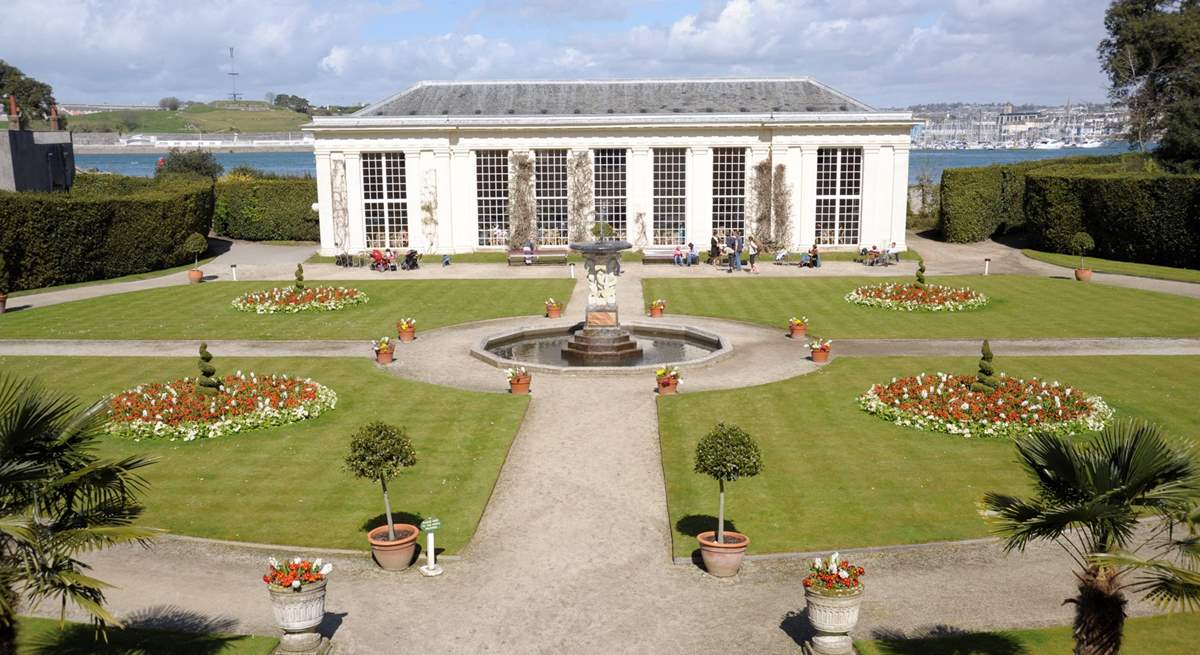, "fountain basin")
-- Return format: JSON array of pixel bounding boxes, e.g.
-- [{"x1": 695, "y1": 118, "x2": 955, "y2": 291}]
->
[{"x1": 472, "y1": 323, "x2": 731, "y2": 373}]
